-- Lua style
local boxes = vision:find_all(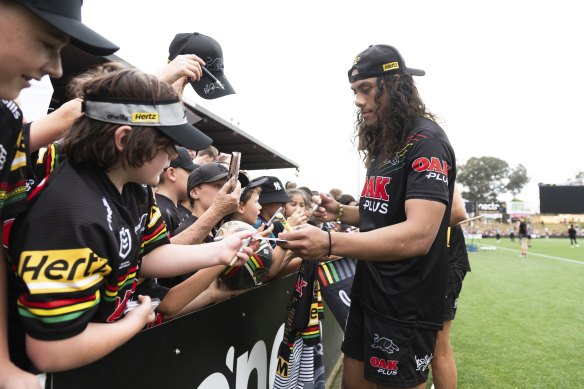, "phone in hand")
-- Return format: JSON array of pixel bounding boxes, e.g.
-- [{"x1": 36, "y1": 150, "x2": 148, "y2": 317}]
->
[{"x1": 228, "y1": 151, "x2": 241, "y2": 180}]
